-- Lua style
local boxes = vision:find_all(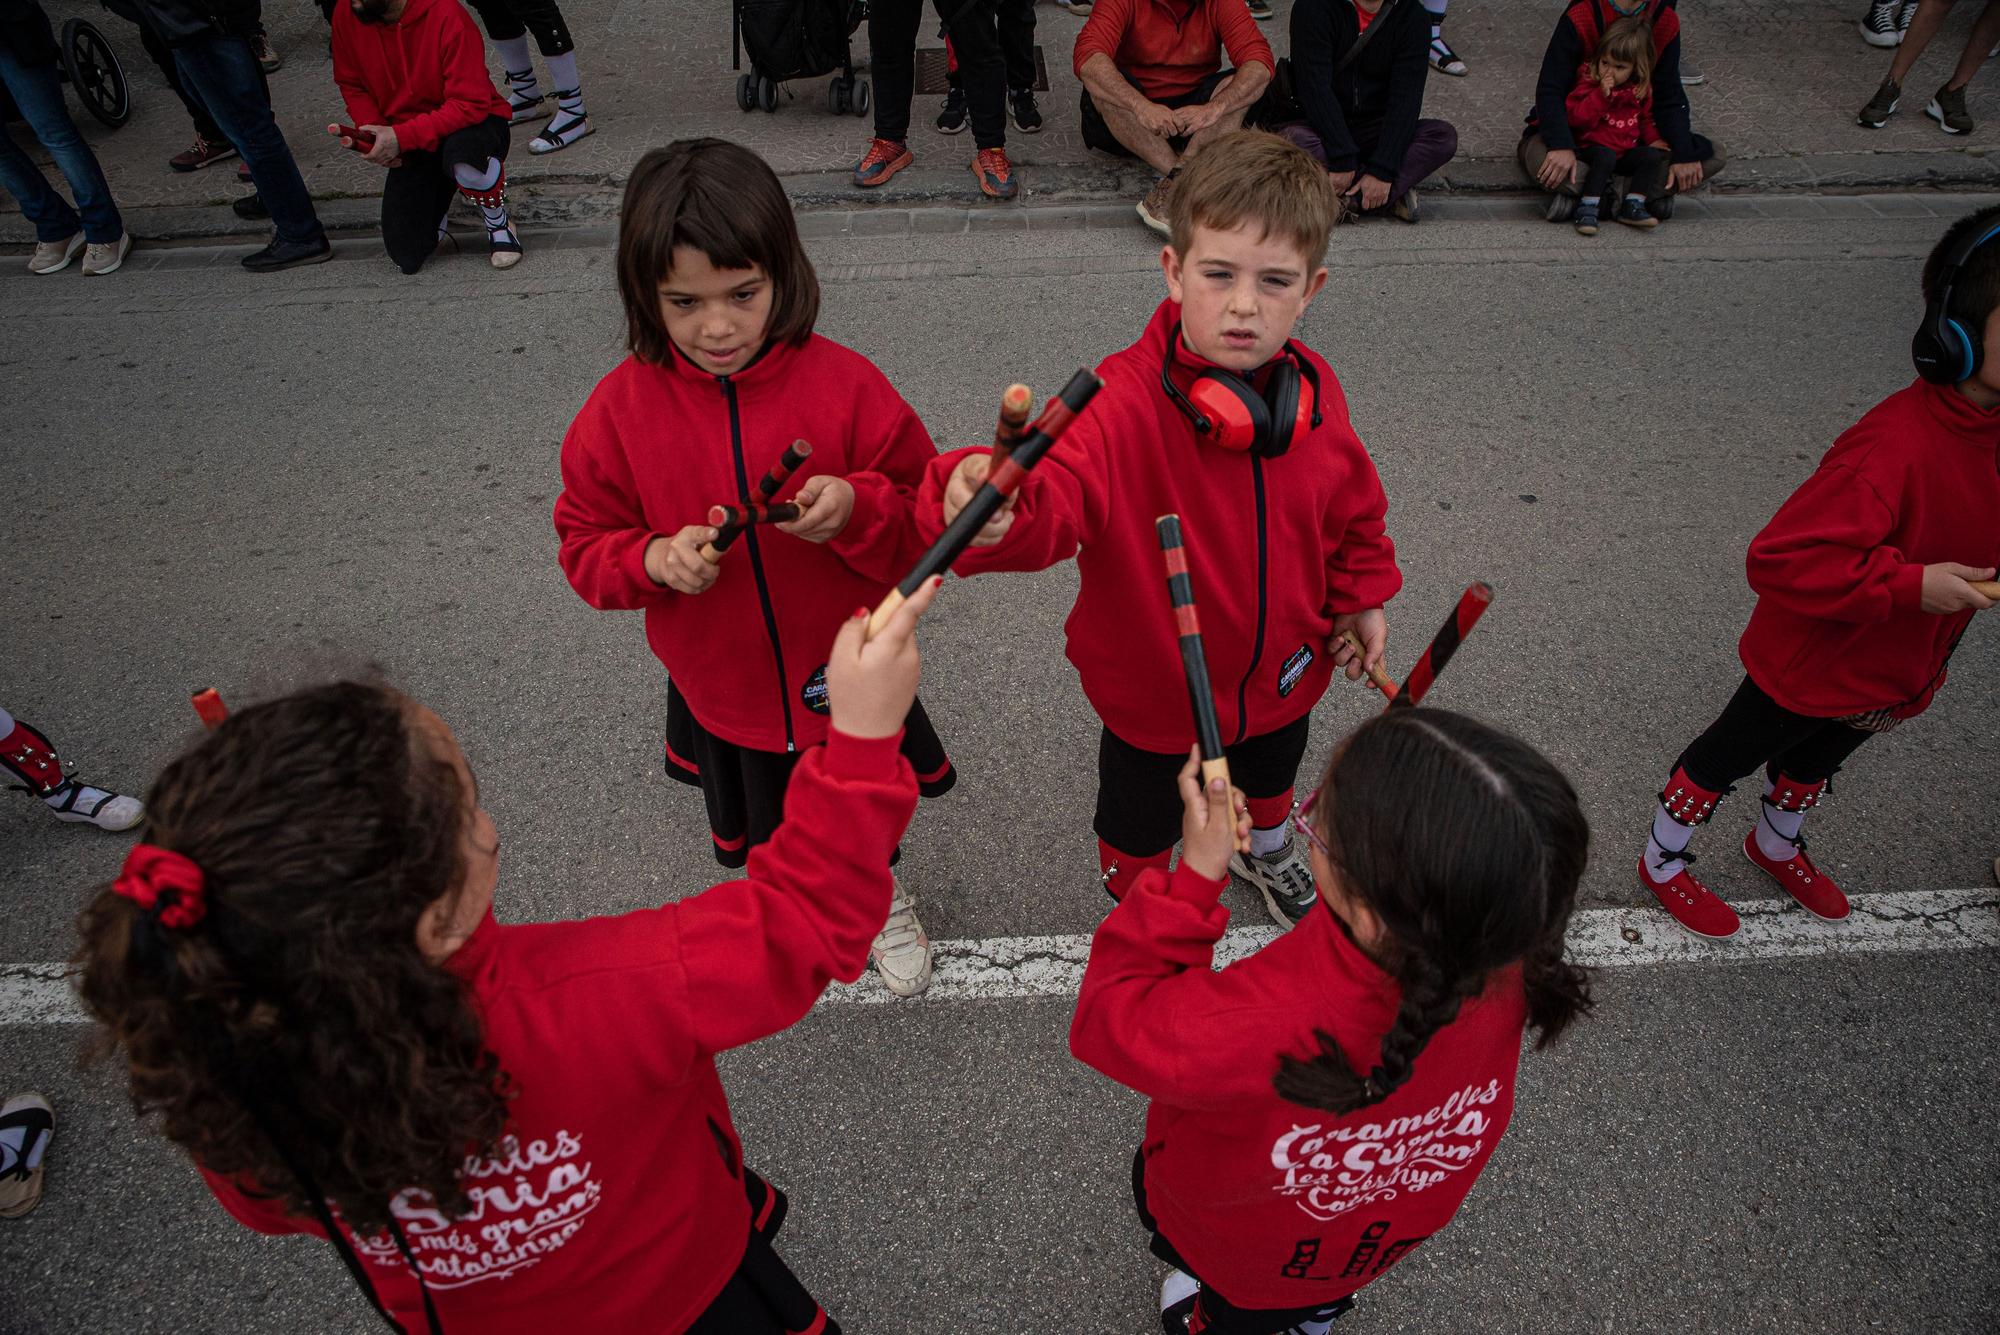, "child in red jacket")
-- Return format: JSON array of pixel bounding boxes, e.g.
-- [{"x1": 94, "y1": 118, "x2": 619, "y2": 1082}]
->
[
  {"x1": 331, "y1": 0, "x2": 522, "y2": 272},
  {"x1": 925, "y1": 131, "x2": 1400, "y2": 927},
  {"x1": 1072, "y1": 709, "x2": 1592, "y2": 1333},
  {"x1": 555, "y1": 138, "x2": 951, "y2": 997},
  {"x1": 1640, "y1": 206, "x2": 2000, "y2": 940},
  {"x1": 75, "y1": 583, "x2": 943, "y2": 1334},
  {"x1": 1561, "y1": 16, "x2": 1667, "y2": 235}
]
